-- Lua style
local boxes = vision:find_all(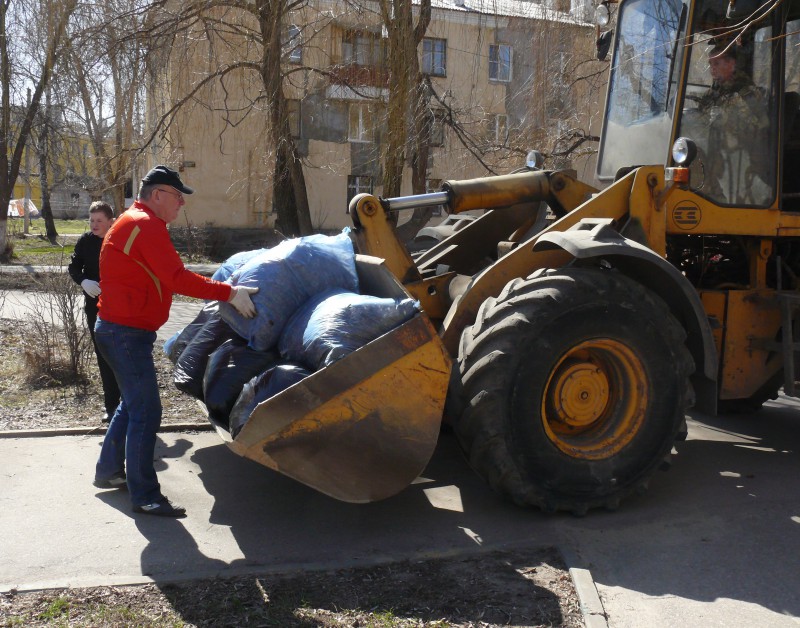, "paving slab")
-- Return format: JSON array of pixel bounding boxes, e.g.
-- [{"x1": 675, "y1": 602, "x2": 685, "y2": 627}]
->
[{"x1": 0, "y1": 429, "x2": 565, "y2": 591}]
